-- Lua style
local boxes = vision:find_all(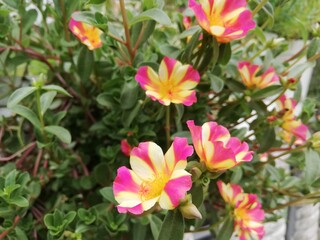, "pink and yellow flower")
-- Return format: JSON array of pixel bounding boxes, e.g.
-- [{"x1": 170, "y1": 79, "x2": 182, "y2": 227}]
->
[
  {"x1": 187, "y1": 120, "x2": 253, "y2": 172},
  {"x1": 188, "y1": 0, "x2": 256, "y2": 43},
  {"x1": 277, "y1": 95, "x2": 308, "y2": 141},
  {"x1": 238, "y1": 61, "x2": 279, "y2": 89},
  {"x1": 69, "y1": 15, "x2": 103, "y2": 50},
  {"x1": 217, "y1": 180, "x2": 244, "y2": 205},
  {"x1": 217, "y1": 181, "x2": 265, "y2": 240},
  {"x1": 234, "y1": 194, "x2": 265, "y2": 240},
  {"x1": 121, "y1": 139, "x2": 132, "y2": 157},
  {"x1": 135, "y1": 57, "x2": 200, "y2": 106},
  {"x1": 113, "y1": 137, "x2": 193, "y2": 215}
]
